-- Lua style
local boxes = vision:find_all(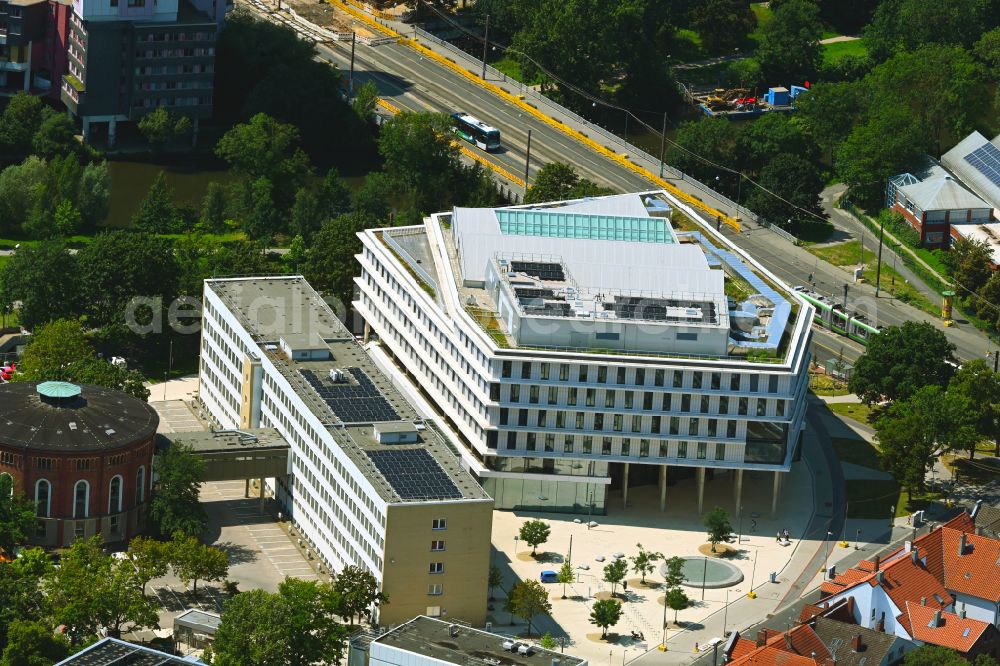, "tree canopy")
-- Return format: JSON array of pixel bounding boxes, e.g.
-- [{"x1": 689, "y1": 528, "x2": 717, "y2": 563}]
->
[
  {"x1": 148, "y1": 442, "x2": 207, "y2": 538},
  {"x1": 505, "y1": 580, "x2": 551, "y2": 637},
  {"x1": 524, "y1": 162, "x2": 613, "y2": 204},
  {"x1": 704, "y1": 507, "x2": 733, "y2": 552},
  {"x1": 848, "y1": 321, "x2": 957, "y2": 404},
  {"x1": 589, "y1": 598, "x2": 622, "y2": 638},
  {"x1": 518, "y1": 519, "x2": 551, "y2": 555}
]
